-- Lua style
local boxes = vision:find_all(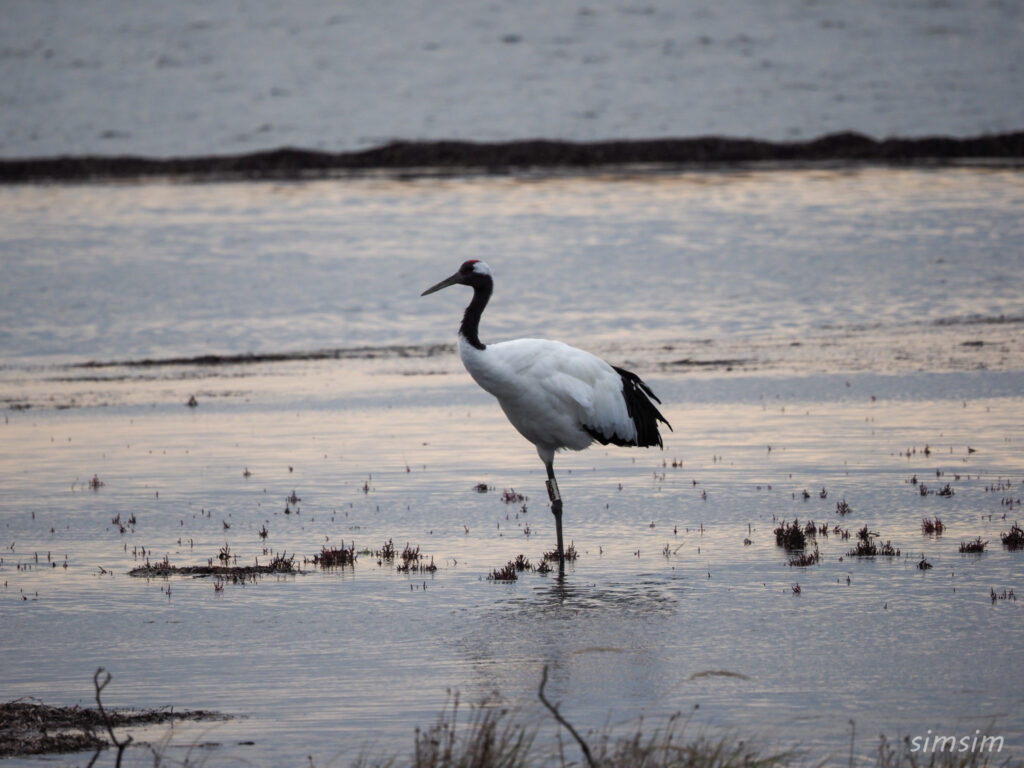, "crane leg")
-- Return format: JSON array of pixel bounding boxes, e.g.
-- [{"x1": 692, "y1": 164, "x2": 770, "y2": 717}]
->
[{"x1": 545, "y1": 462, "x2": 565, "y2": 572}]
